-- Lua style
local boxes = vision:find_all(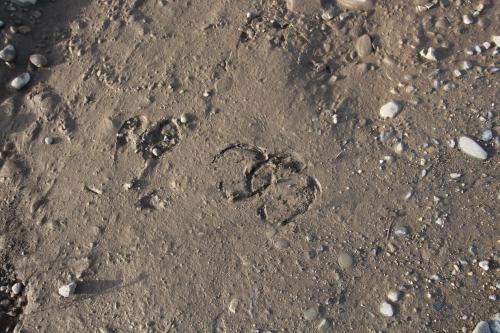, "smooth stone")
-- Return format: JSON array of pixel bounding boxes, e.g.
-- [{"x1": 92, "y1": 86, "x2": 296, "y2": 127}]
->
[
  {"x1": 394, "y1": 226, "x2": 409, "y2": 237},
  {"x1": 317, "y1": 318, "x2": 331, "y2": 331},
  {"x1": 337, "y1": 0, "x2": 374, "y2": 10},
  {"x1": 472, "y1": 321, "x2": 491, "y2": 333},
  {"x1": 286, "y1": 0, "x2": 322, "y2": 14},
  {"x1": 11, "y1": 73, "x2": 31, "y2": 90},
  {"x1": 478, "y1": 260, "x2": 490, "y2": 271},
  {"x1": 30, "y1": 54, "x2": 48, "y2": 68},
  {"x1": 458, "y1": 136, "x2": 488, "y2": 160},
  {"x1": 58, "y1": 282, "x2": 77, "y2": 297},
  {"x1": 303, "y1": 307, "x2": 319, "y2": 321},
  {"x1": 11, "y1": 283, "x2": 22, "y2": 295},
  {"x1": 481, "y1": 130, "x2": 493, "y2": 142},
  {"x1": 356, "y1": 34, "x2": 372, "y2": 58},
  {"x1": 44, "y1": 137, "x2": 54, "y2": 145},
  {"x1": 0, "y1": 44, "x2": 16, "y2": 62},
  {"x1": 379, "y1": 301, "x2": 394, "y2": 317},
  {"x1": 387, "y1": 290, "x2": 401, "y2": 302},
  {"x1": 338, "y1": 251, "x2": 353, "y2": 269},
  {"x1": 380, "y1": 101, "x2": 402, "y2": 119},
  {"x1": 492, "y1": 36, "x2": 500, "y2": 48}
]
